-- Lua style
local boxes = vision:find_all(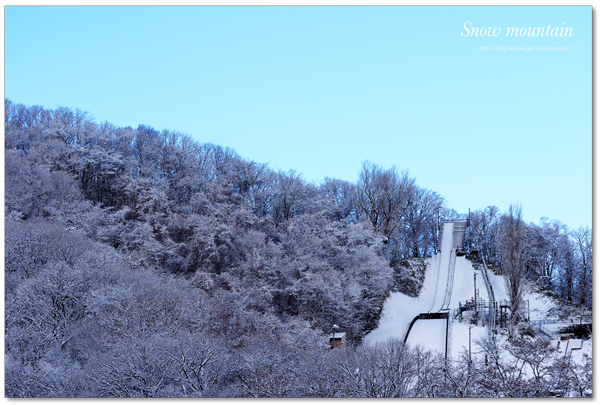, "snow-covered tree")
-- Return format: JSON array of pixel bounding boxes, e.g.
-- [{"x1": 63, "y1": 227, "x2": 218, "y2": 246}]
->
[{"x1": 501, "y1": 204, "x2": 526, "y2": 339}]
